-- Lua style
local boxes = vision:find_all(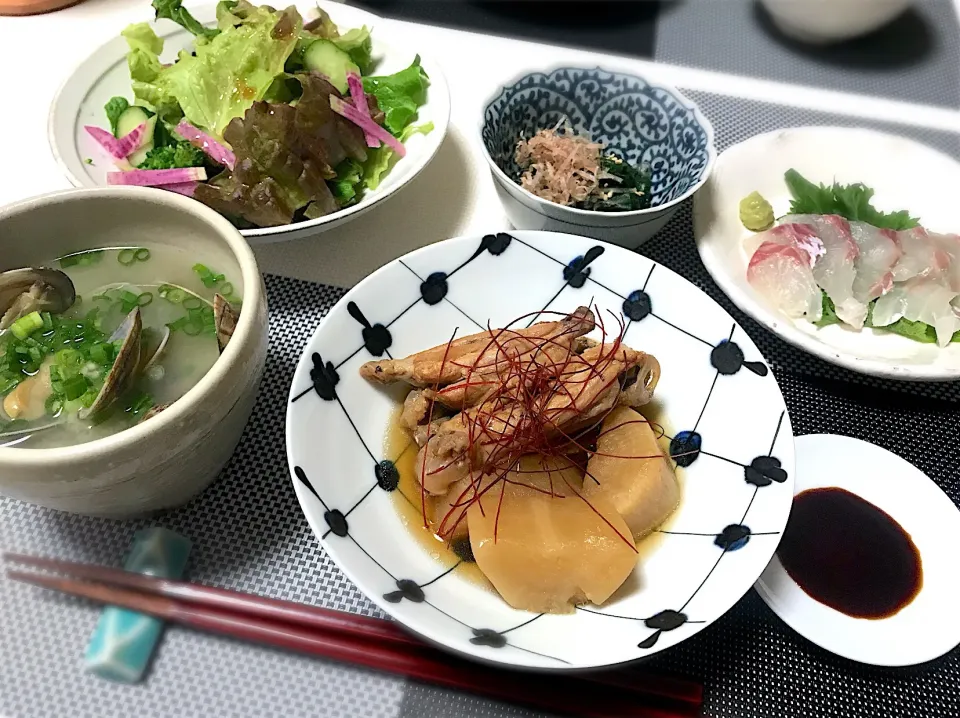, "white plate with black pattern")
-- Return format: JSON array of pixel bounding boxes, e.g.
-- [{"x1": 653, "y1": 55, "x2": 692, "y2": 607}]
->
[{"x1": 285, "y1": 230, "x2": 795, "y2": 669}]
